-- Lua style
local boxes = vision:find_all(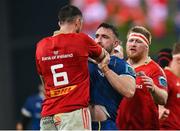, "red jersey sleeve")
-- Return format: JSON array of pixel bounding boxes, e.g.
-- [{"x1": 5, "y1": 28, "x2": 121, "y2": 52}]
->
[
  {"x1": 151, "y1": 64, "x2": 168, "y2": 91},
  {"x1": 81, "y1": 33, "x2": 102, "y2": 59}
]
